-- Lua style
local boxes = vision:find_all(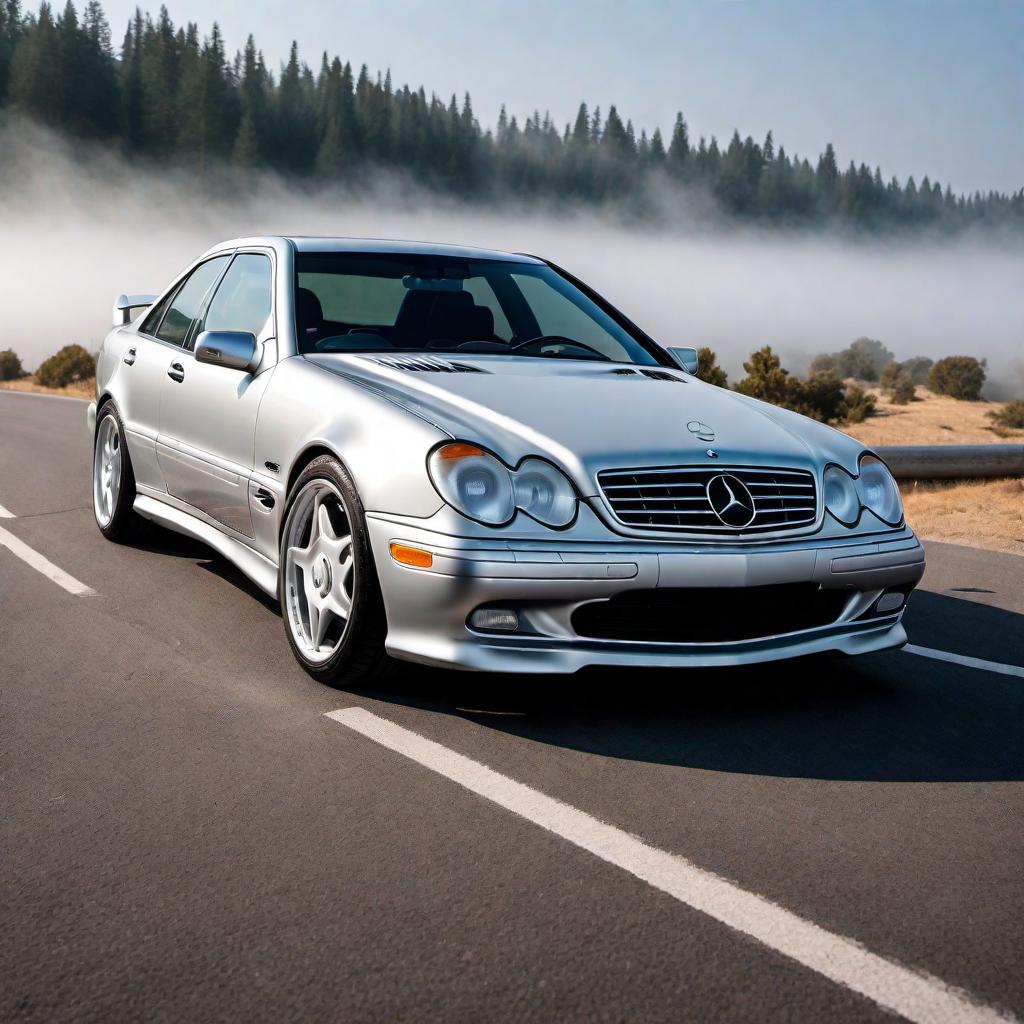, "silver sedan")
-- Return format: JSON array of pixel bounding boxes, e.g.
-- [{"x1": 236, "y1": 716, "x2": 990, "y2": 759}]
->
[{"x1": 89, "y1": 236, "x2": 924, "y2": 683}]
